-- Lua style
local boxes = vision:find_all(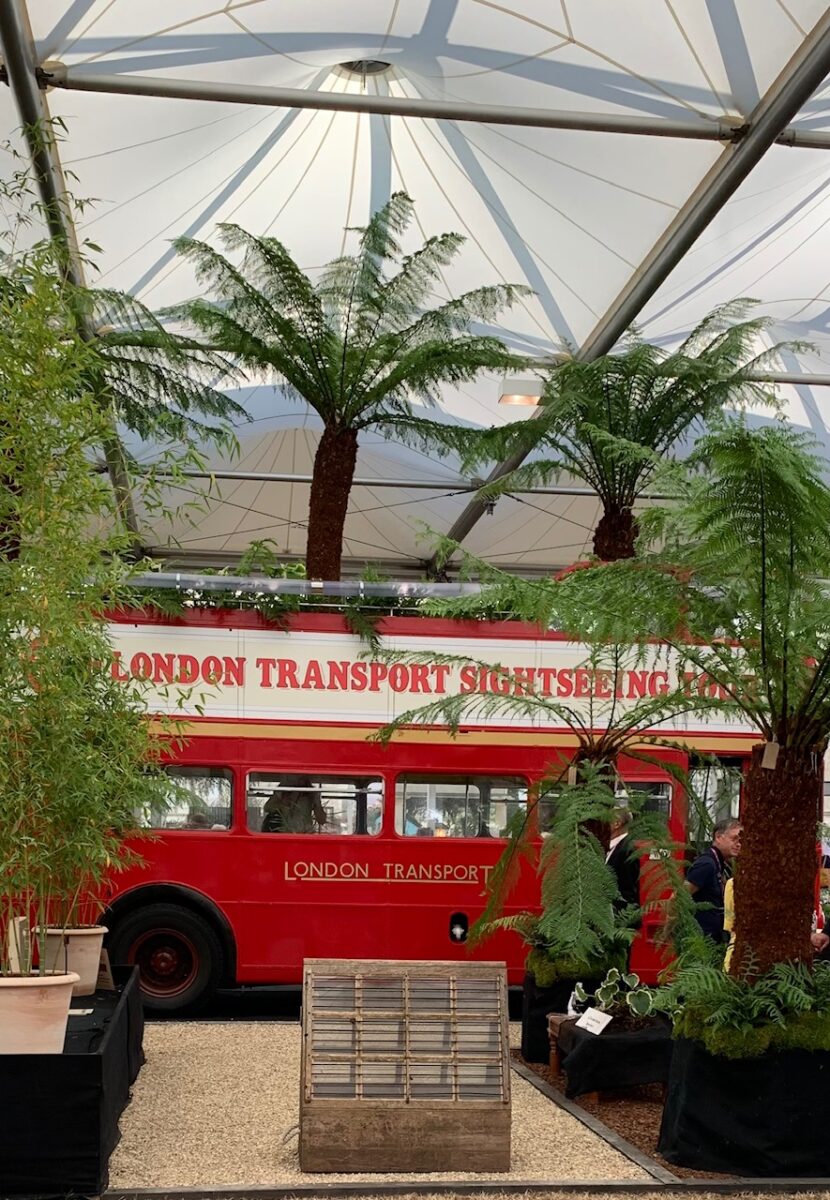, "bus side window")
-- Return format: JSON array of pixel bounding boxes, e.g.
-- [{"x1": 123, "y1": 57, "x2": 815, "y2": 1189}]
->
[
  {"x1": 395, "y1": 775, "x2": 527, "y2": 838},
  {"x1": 615, "y1": 780, "x2": 672, "y2": 818},
  {"x1": 247, "y1": 774, "x2": 384, "y2": 835},
  {"x1": 687, "y1": 756, "x2": 743, "y2": 853},
  {"x1": 141, "y1": 766, "x2": 233, "y2": 830}
]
